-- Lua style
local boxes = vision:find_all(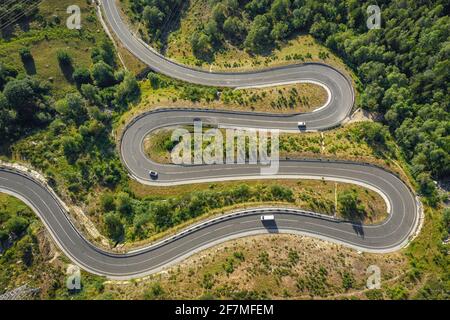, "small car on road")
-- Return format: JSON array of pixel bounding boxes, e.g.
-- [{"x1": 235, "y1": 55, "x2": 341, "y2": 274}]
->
[{"x1": 149, "y1": 170, "x2": 158, "y2": 179}]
